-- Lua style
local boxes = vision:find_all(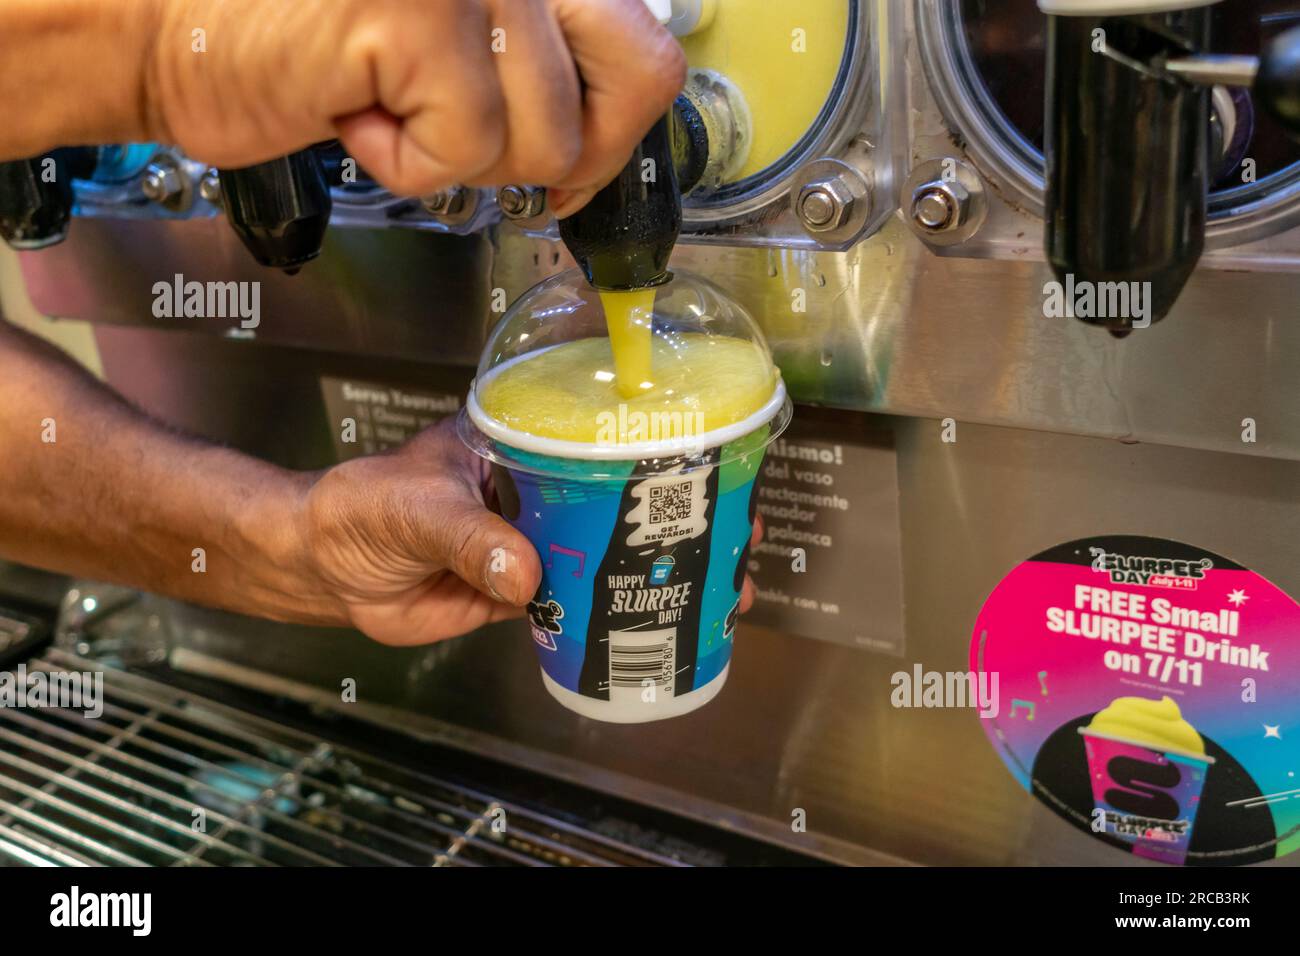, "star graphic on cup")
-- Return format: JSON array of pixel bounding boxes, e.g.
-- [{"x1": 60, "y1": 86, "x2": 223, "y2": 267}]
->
[
  {"x1": 1264, "y1": 725, "x2": 1283, "y2": 740},
  {"x1": 1227, "y1": 589, "x2": 1250, "y2": 608}
]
